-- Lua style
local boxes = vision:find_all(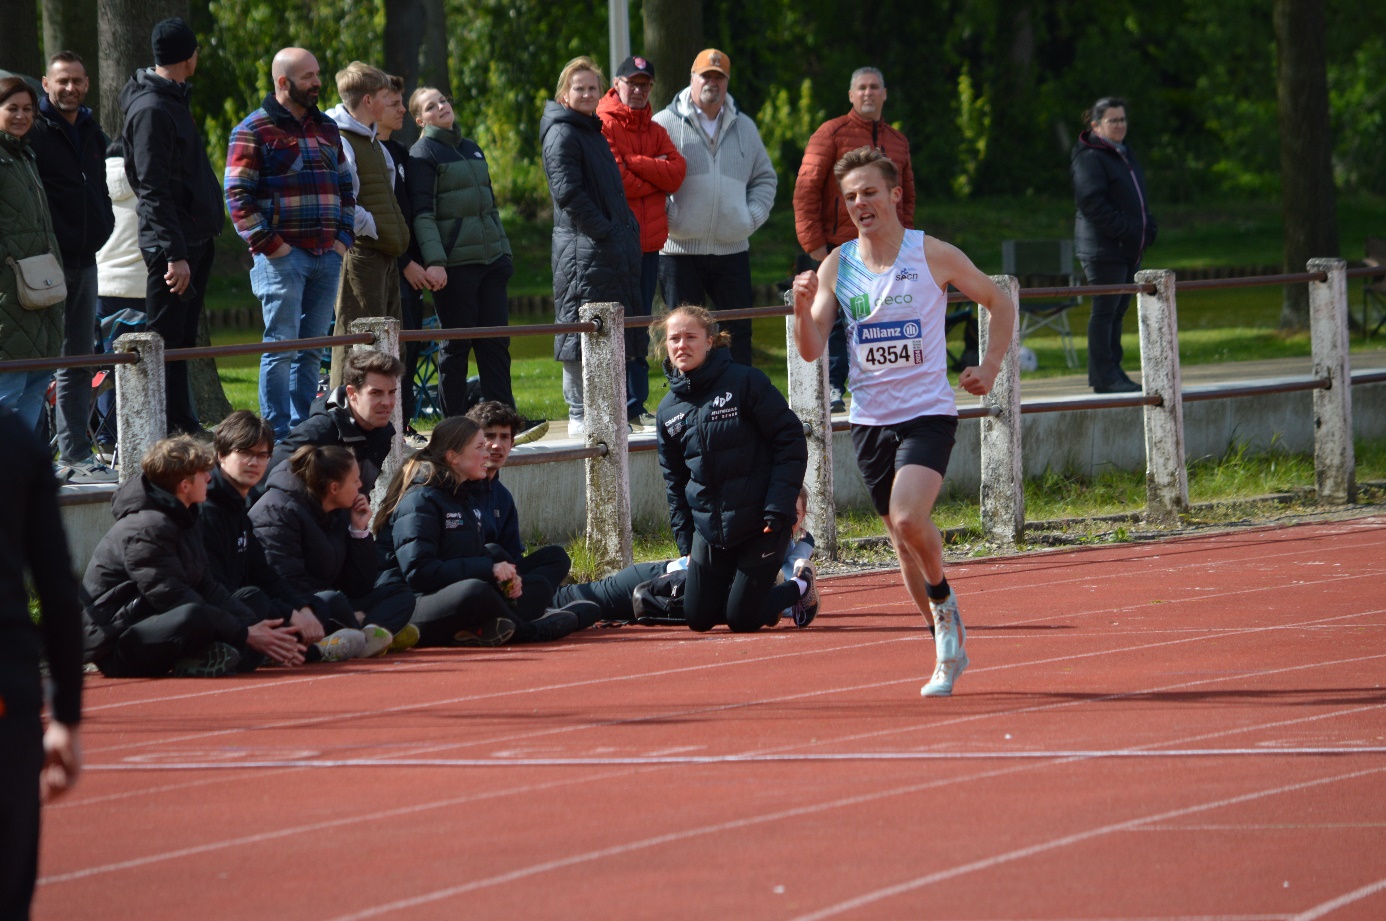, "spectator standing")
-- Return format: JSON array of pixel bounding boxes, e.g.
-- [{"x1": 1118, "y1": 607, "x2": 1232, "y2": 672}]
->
[
  {"x1": 539, "y1": 56, "x2": 642, "y2": 435},
  {"x1": 0, "y1": 408, "x2": 83, "y2": 921},
  {"x1": 653, "y1": 49, "x2": 777, "y2": 367},
  {"x1": 224, "y1": 47, "x2": 354, "y2": 441},
  {"x1": 1071, "y1": 96, "x2": 1158, "y2": 394},
  {"x1": 0, "y1": 78, "x2": 63, "y2": 430},
  {"x1": 407, "y1": 87, "x2": 524, "y2": 421},
  {"x1": 325, "y1": 62, "x2": 409, "y2": 390},
  {"x1": 119, "y1": 18, "x2": 224, "y2": 436},
  {"x1": 376, "y1": 76, "x2": 436, "y2": 437},
  {"x1": 29, "y1": 51, "x2": 116, "y2": 481},
  {"x1": 597, "y1": 55, "x2": 687, "y2": 430},
  {"x1": 95, "y1": 139, "x2": 146, "y2": 319},
  {"x1": 793, "y1": 66, "x2": 914, "y2": 412}
]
